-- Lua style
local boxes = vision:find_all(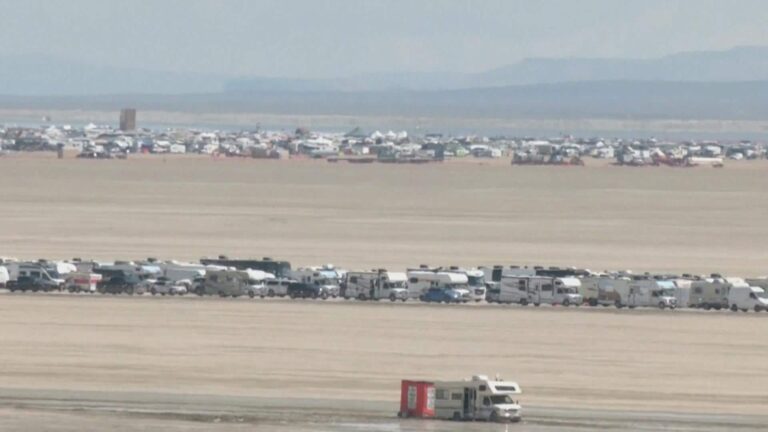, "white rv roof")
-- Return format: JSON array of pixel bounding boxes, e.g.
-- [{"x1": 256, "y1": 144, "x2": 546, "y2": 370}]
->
[{"x1": 387, "y1": 272, "x2": 407, "y2": 282}]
